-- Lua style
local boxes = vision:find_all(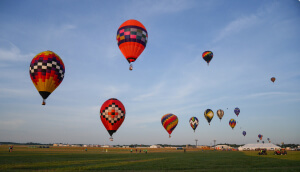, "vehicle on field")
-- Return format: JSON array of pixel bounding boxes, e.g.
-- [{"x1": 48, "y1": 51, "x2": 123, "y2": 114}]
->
[
  {"x1": 274, "y1": 148, "x2": 287, "y2": 155},
  {"x1": 258, "y1": 149, "x2": 267, "y2": 155}
]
